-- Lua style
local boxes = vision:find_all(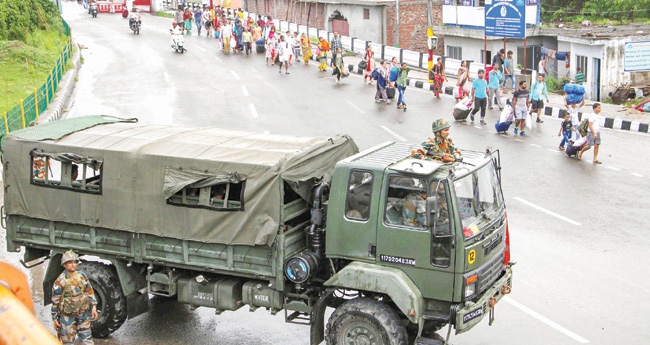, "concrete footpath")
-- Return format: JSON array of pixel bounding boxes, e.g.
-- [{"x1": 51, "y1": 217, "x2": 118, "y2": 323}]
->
[{"x1": 333, "y1": 53, "x2": 650, "y2": 134}]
